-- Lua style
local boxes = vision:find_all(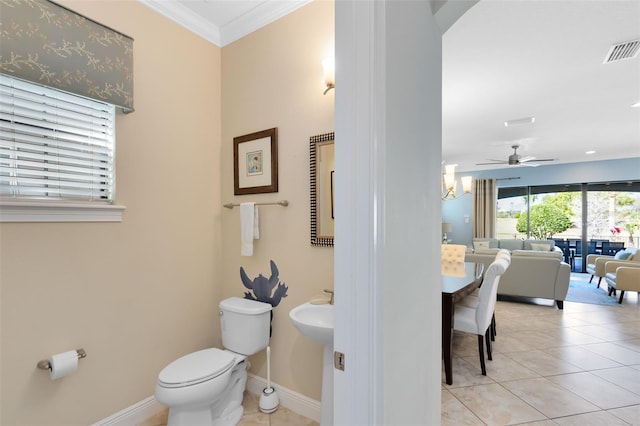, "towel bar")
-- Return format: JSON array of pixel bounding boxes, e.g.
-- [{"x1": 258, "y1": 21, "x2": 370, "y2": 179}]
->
[{"x1": 223, "y1": 200, "x2": 289, "y2": 209}]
